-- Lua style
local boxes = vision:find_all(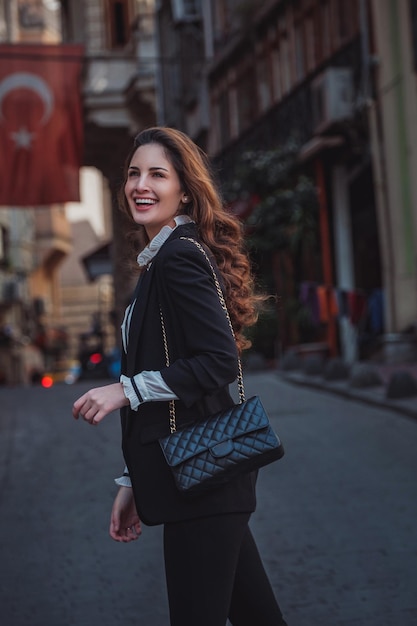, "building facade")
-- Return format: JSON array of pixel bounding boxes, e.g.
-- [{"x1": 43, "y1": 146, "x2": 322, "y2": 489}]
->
[{"x1": 156, "y1": 0, "x2": 417, "y2": 363}]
